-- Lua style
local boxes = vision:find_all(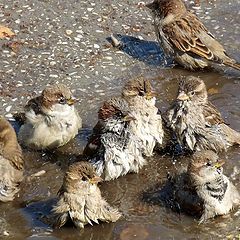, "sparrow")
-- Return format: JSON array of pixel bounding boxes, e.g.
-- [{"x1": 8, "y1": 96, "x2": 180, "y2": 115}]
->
[
  {"x1": 167, "y1": 76, "x2": 240, "y2": 152},
  {"x1": 122, "y1": 76, "x2": 164, "y2": 156},
  {"x1": 83, "y1": 97, "x2": 146, "y2": 181},
  {"x1": 146, "y1": 0, "x2": 240, "y2": 71},
  {"x1": 17, "y1": 83, "x2": 82, "y2": 150},
  {"x1": 0, "y1": 116, "x2": 24, "y2": 202},
  {"x1": 166, "y1": 150, "x2": 240, "y2": 223},
  {"x1": 188, "y1": 150, "x2": 240, "y2": 223},
  {"x1": 51, "y1": 161, "x2": 121, "y2": 229}
]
